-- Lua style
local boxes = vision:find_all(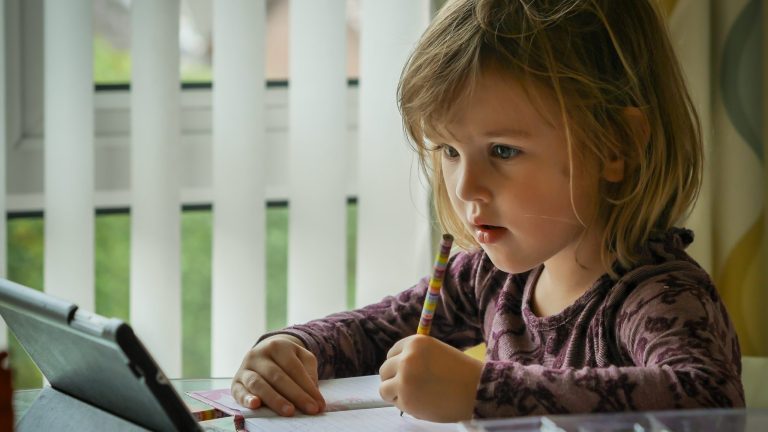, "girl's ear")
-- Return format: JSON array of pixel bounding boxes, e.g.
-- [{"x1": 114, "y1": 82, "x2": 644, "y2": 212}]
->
[
  {"x1": 623, "y1": 106, "x2": 650, "y2": 147},
  {"x1": 602, "y1": 107, "x2": 649, "y2": 183},
  {"x1": 602, "y1": 157, "x2": 625, "y2": 183}
]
